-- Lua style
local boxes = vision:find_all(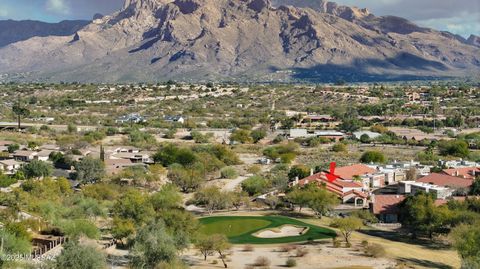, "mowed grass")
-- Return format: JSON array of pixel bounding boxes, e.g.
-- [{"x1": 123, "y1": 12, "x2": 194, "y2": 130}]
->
[{"x1": 199, "y1": 216, "x2": 336, "y2": 244}]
